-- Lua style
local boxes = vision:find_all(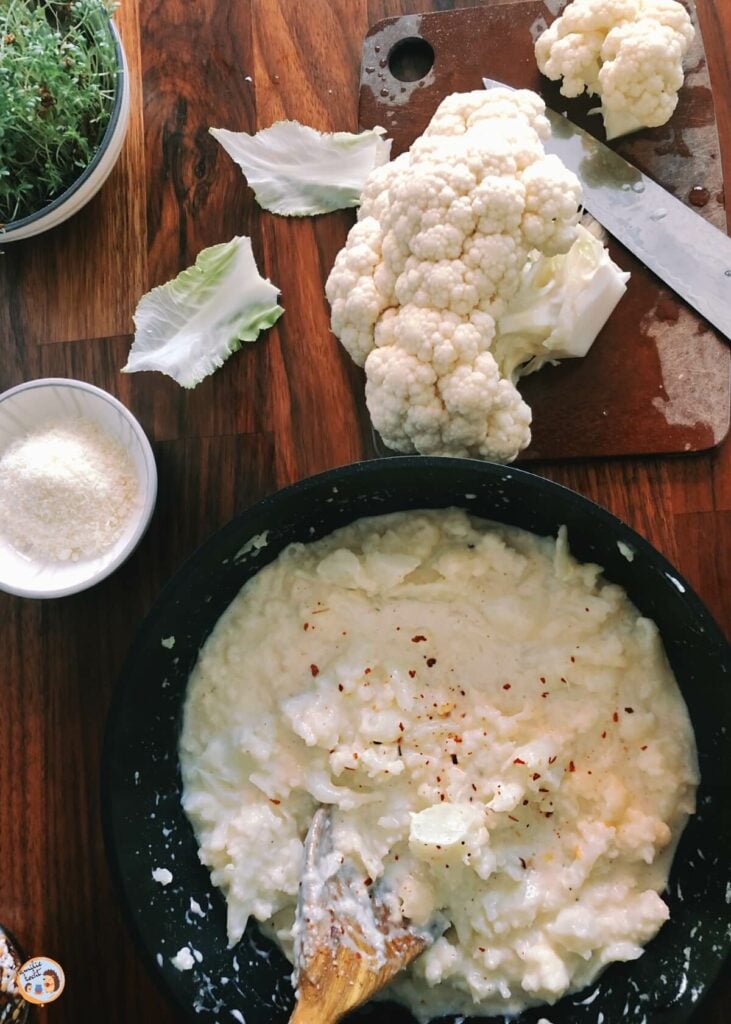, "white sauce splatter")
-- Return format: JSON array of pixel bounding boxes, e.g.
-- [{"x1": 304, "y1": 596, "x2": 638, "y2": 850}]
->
[
  {"x1": 190, "y1": 898, "x2": 206, "y2": 918},
  {"x1": 152, "y1": 867, "x2": 173, "y2": 886},
  {"x1": 234, "y1": 531, "x2": 269, "y2": 563},
  {"x1": 574, "y1": 987, "x2": 600, "y2": 1005},
  {"x1": 617, "y1": 541, "x2": 635, "y2": 562},
  {"x1": 171, "y1": 946, "x2": 195, "y2": 971},
  {"x1": 666, "y1": 574, "x2": 686, "y2": 593}
]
